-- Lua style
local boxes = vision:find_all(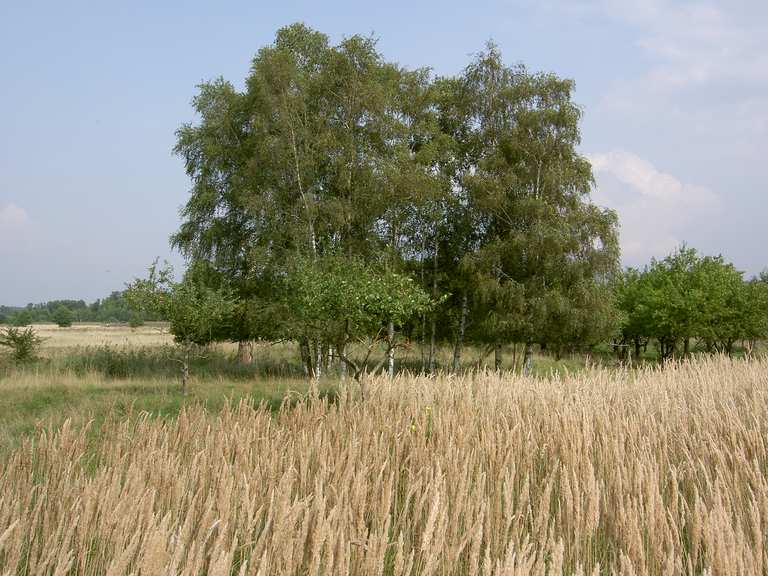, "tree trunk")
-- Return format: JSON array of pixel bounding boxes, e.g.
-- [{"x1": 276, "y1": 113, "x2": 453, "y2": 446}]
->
[
  {"x1": 428, "y1": 317, "x2": 437, "y2": 373},
  {"x1": 683, "y1": 337, "x2": 690, "y2": 358},
  {"x1": 451, "y1": 291, "x2": 468, "y2": 373},
  {"x1": 522, "y1": 342, "x2": 533, "y2": 376},
  {"x1": 634, "y1": 338, "x2": 641, "y2": 360},
  {"x1": 236, "y1": 340, "x2": 253, "y2": 365},
  {"x1": 339, "y1": 343, "x2": 347, "y2": 380},
  {"x1": 299, "y1": 338, "x2": 313, "y2": 378},
  {"x1": 314, "y1": 340, "x2": 323, "y2": 380},
  {"x1": 181, "y1": 344, "x2": 190, "y2": 396},
  {"x1": 494, "y1": 341, "x2": 502, "y2": 371},
  {"x1": 511, "y1": 343, "x2": 517, "y2": 372},
  {"x1": 428, "y1": 241, "x2": 439, "y2": 374},
  {"x1": 387, "y1": 321, "x2": 395, "y2": 378},
  {"x1": 420, "y1": 236, "x2": 427, "y2": 373}
]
